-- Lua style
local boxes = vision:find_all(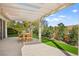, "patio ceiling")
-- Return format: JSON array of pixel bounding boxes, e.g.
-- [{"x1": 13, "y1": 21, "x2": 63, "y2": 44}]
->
[{"x1": 0, "y1": 3, "x2": 71, "y2": 21}]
